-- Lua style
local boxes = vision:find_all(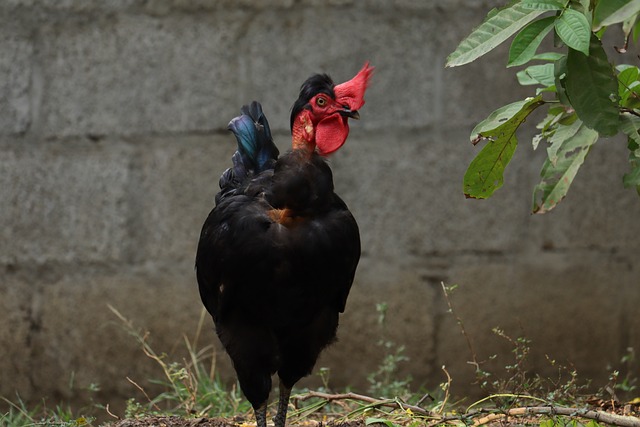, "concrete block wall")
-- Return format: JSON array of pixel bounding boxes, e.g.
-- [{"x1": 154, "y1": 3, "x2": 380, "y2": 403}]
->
[{"x1": 2, "y1": 0, "x2": 639, "y2": 418}]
